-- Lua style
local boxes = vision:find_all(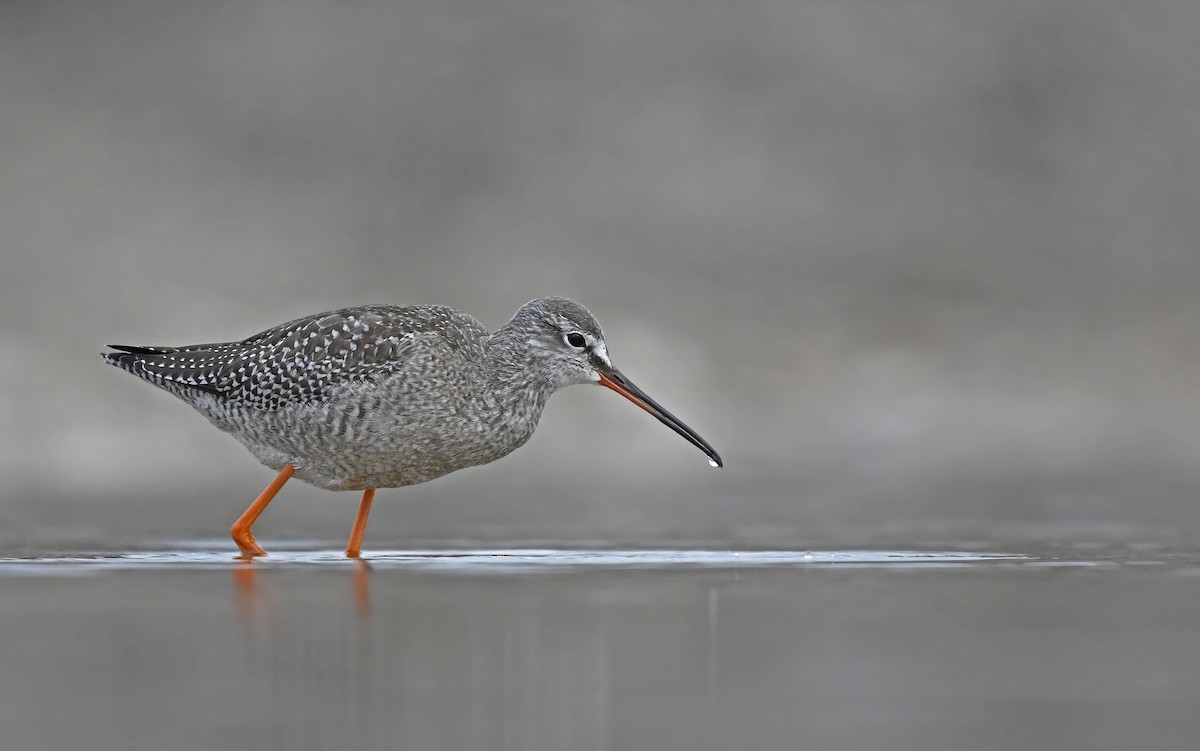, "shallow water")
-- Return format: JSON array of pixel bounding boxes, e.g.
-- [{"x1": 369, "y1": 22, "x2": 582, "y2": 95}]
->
[
  {"x1": 0, "y1": 546, "x2": 1032, "y2": 573},
  {"x1": 2, "y1": 542, "x2": 1199, "y2": 751}
]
